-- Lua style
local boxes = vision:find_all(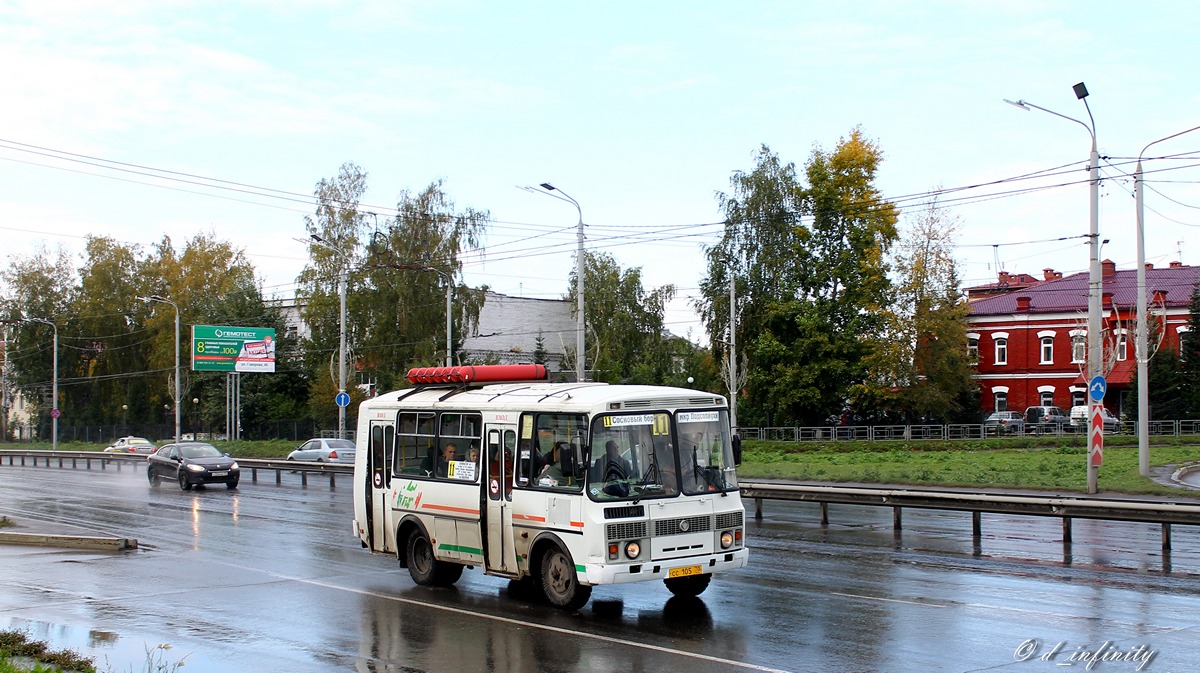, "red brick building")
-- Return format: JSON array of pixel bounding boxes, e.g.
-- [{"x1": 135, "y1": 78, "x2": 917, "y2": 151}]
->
[{"x1": 966, "y1": 261, "x2": 1198, "y2": 417}]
